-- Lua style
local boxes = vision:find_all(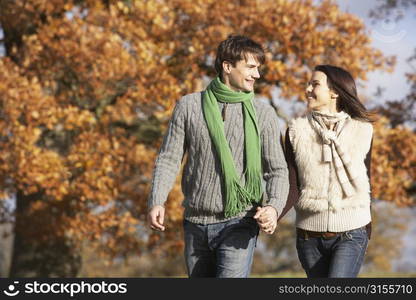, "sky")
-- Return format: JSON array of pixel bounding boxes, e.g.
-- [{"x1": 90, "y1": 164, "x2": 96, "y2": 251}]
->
[{"x1": 337, "y1": 0, "x2": 416, "y2": 103}]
